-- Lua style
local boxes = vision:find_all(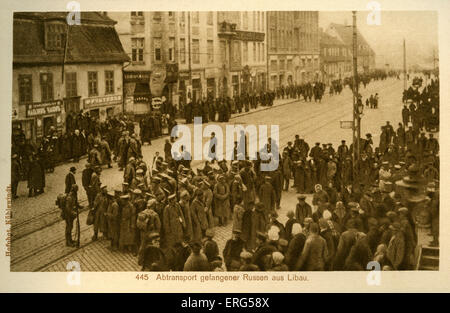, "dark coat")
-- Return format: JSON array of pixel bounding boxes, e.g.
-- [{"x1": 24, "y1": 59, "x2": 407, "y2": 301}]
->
[
  {"x1": 295, "y1": 234, "x2": 328, "y2": 271},
  {"x1": 223, "y1": 238, "x2": 245, "y2": 270},
  {"x1": 285, "y1": 233, "x2": 306, "y2": 270},
  {"x1": 65, "y1": 172, "x2": 76, "y2": 194},
  {"x1": 119, "y1": 201, "x2": 137, "y2": 247}
]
